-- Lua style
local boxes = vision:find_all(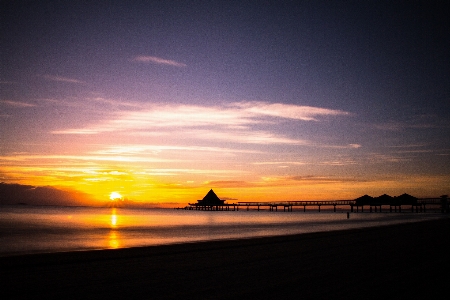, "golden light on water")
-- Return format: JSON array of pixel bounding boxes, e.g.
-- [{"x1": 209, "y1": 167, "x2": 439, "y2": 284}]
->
[
  {"x1": 108, "y1": 231, "x2": 120, "y2": 249},
  {"x1": 108, "y1": 208, "x2": 120, "y2": 249},
  {"x1": 110, "y1": 208, "x2": 118, "y2": 227}
]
